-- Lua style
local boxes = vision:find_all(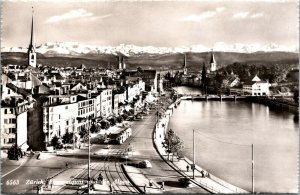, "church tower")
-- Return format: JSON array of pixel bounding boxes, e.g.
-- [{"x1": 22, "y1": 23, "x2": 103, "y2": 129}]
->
[
  {"x1": 209, "y1": 49, "x2": 216, "y2": 72},
  {"x1": 28, "y1": 7, "x2": 37, "y2": 68},
  {"x1": 183, "y1": 53, "x2": 187, "y2": 75}
]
